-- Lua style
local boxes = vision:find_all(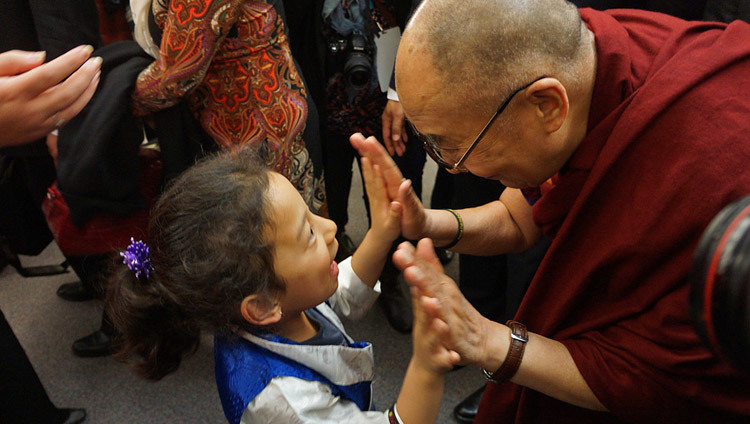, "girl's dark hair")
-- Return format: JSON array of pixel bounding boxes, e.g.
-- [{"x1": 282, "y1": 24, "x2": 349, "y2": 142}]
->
[{"x1": 105, "y1": 152, "x2": 284, "y2": 380}]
